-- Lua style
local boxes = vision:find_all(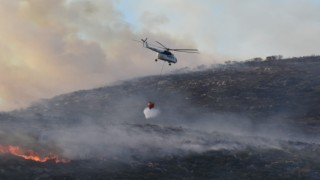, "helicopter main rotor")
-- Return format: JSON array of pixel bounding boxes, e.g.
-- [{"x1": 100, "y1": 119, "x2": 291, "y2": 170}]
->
[{"x1": 155, "y1": 41, "x2": 199, "y2": 54}]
